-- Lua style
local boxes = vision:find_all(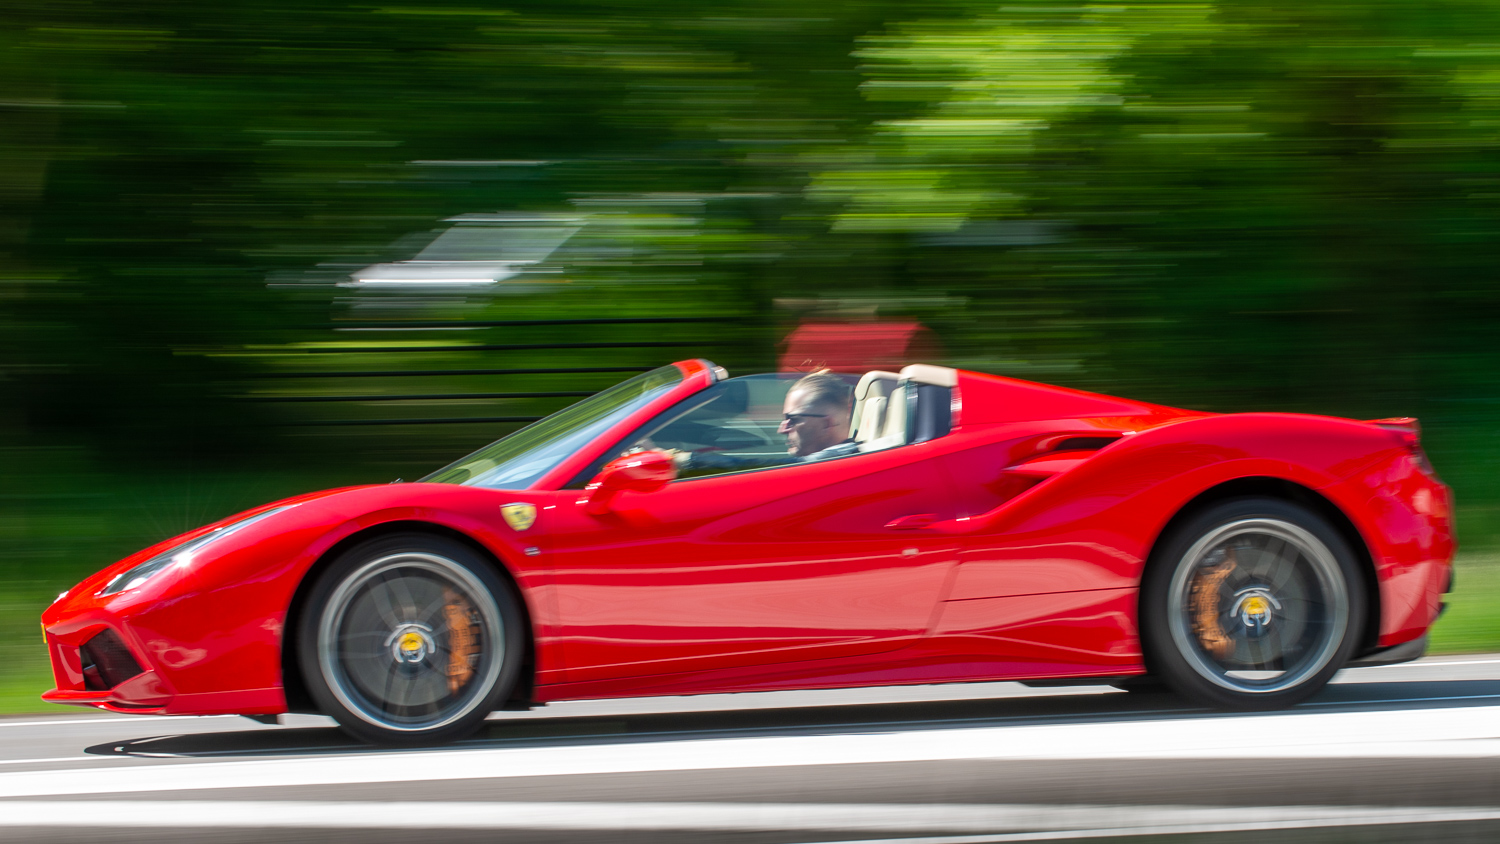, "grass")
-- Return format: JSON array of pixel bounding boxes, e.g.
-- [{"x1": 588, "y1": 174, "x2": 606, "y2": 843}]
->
[
  {"x1": 1, "y1": 585, "x2": 76, "y2": 716},
  {"x1": 1428, "y1": 551, "x2": 1500, "y2": 653}
]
